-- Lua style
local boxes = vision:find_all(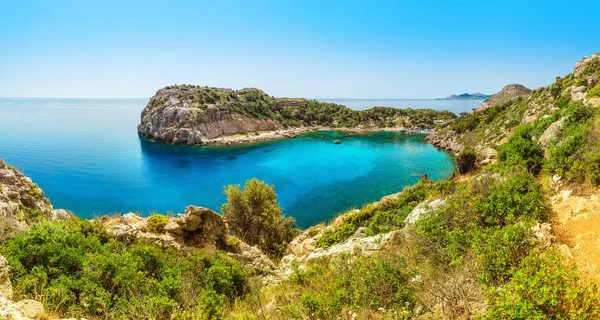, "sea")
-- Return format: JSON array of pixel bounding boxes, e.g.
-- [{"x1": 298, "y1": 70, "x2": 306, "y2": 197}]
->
[{"x1": 0, "y1": 98, "x2": 479, "y2": 227}]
